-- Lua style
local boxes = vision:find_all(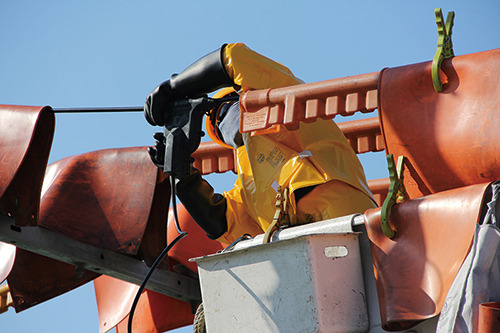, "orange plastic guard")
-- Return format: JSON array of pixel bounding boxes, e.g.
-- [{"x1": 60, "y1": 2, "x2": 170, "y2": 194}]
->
[
  {"x1": 367, "y1": 178, "x2": 390, "y2": 207},
  {"x1": 364, "y1": 182, "x2": 491, "y2": 331},
  {"x1": 379, "y1": 49, "x2": 500, "y2": 199},
  {"x1": 0, "y1": 105, "x2": 54, "y2": 226},
  {"x1": 192, "y1": 141, "x2": 236, "y2": 174},
  {"x1": 194, "y1": 116, "x2": 383, "y2": 172},
  {"x1": 337, "y1": 117, "x2": 384, "y2": 154},
  {"x1": 239, "y1": 72, "x2": 379, "y2": 133}
]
